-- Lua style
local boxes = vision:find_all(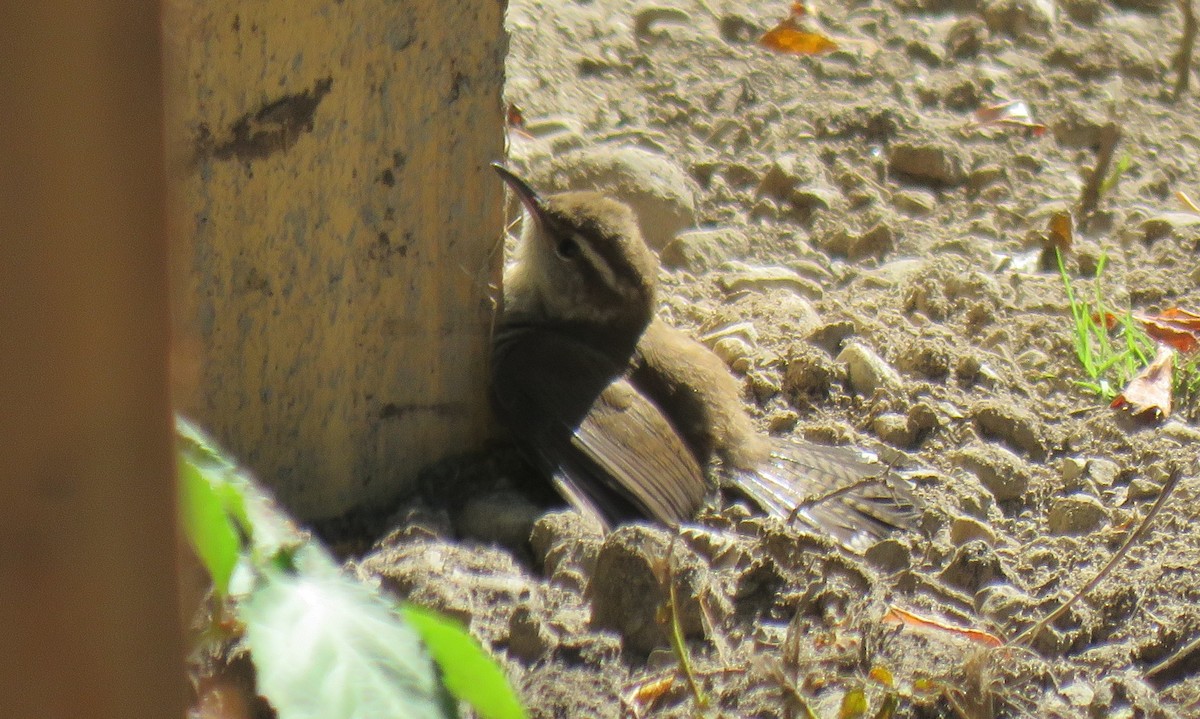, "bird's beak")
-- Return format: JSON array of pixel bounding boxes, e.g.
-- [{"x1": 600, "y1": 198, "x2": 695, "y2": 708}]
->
[{"x1": 492, "y1": 163, "x2": 545, "y2": 227}]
